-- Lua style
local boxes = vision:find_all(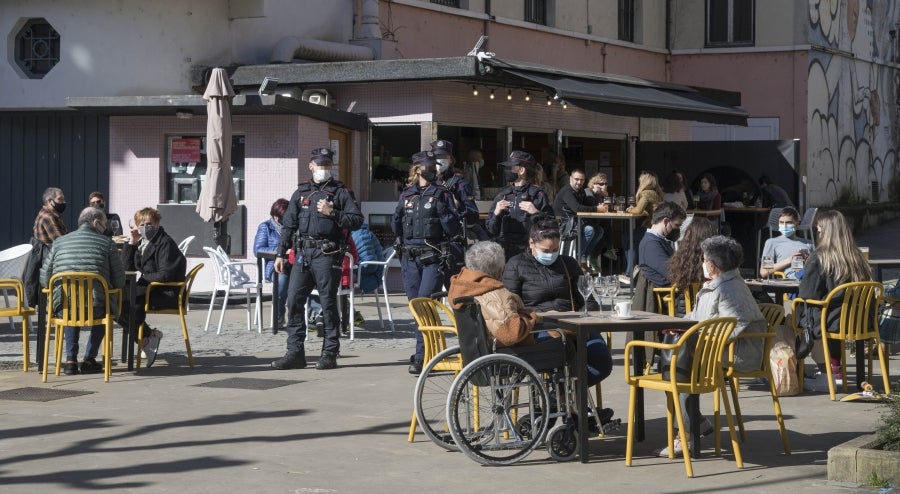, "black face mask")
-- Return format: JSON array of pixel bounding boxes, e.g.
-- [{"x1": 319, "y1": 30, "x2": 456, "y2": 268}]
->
[
  {"x1": 665, "y1": 226, "x2": 681, "y2": 242},
  {"x1": 503, "y1": 170, "x2": 519, "y2": 183},
  {"x1": 420, "y1": 169, "x2": 437, "y2": 183},
  {"x1": 51, "y1": 201, "x2": 67, "y2": 214}
]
